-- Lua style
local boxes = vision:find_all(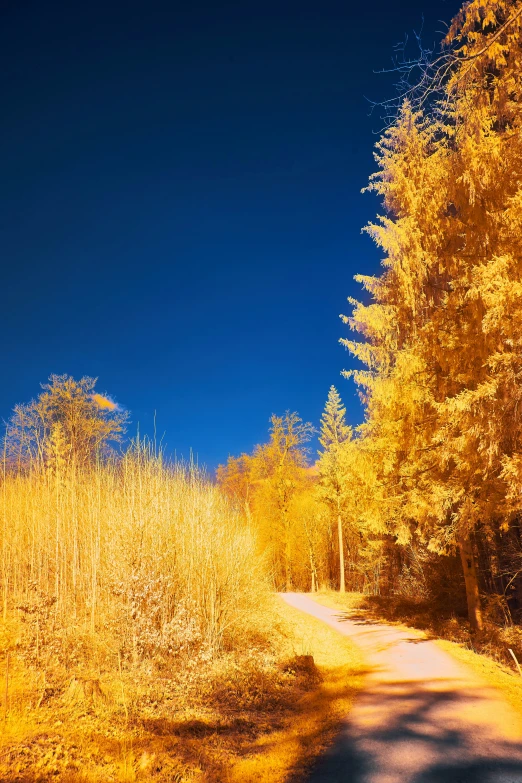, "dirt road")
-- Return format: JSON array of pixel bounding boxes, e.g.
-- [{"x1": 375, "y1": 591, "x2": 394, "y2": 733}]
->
[{"x1": 282, "y1": 593, "x2": 522, "y2": 783}]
